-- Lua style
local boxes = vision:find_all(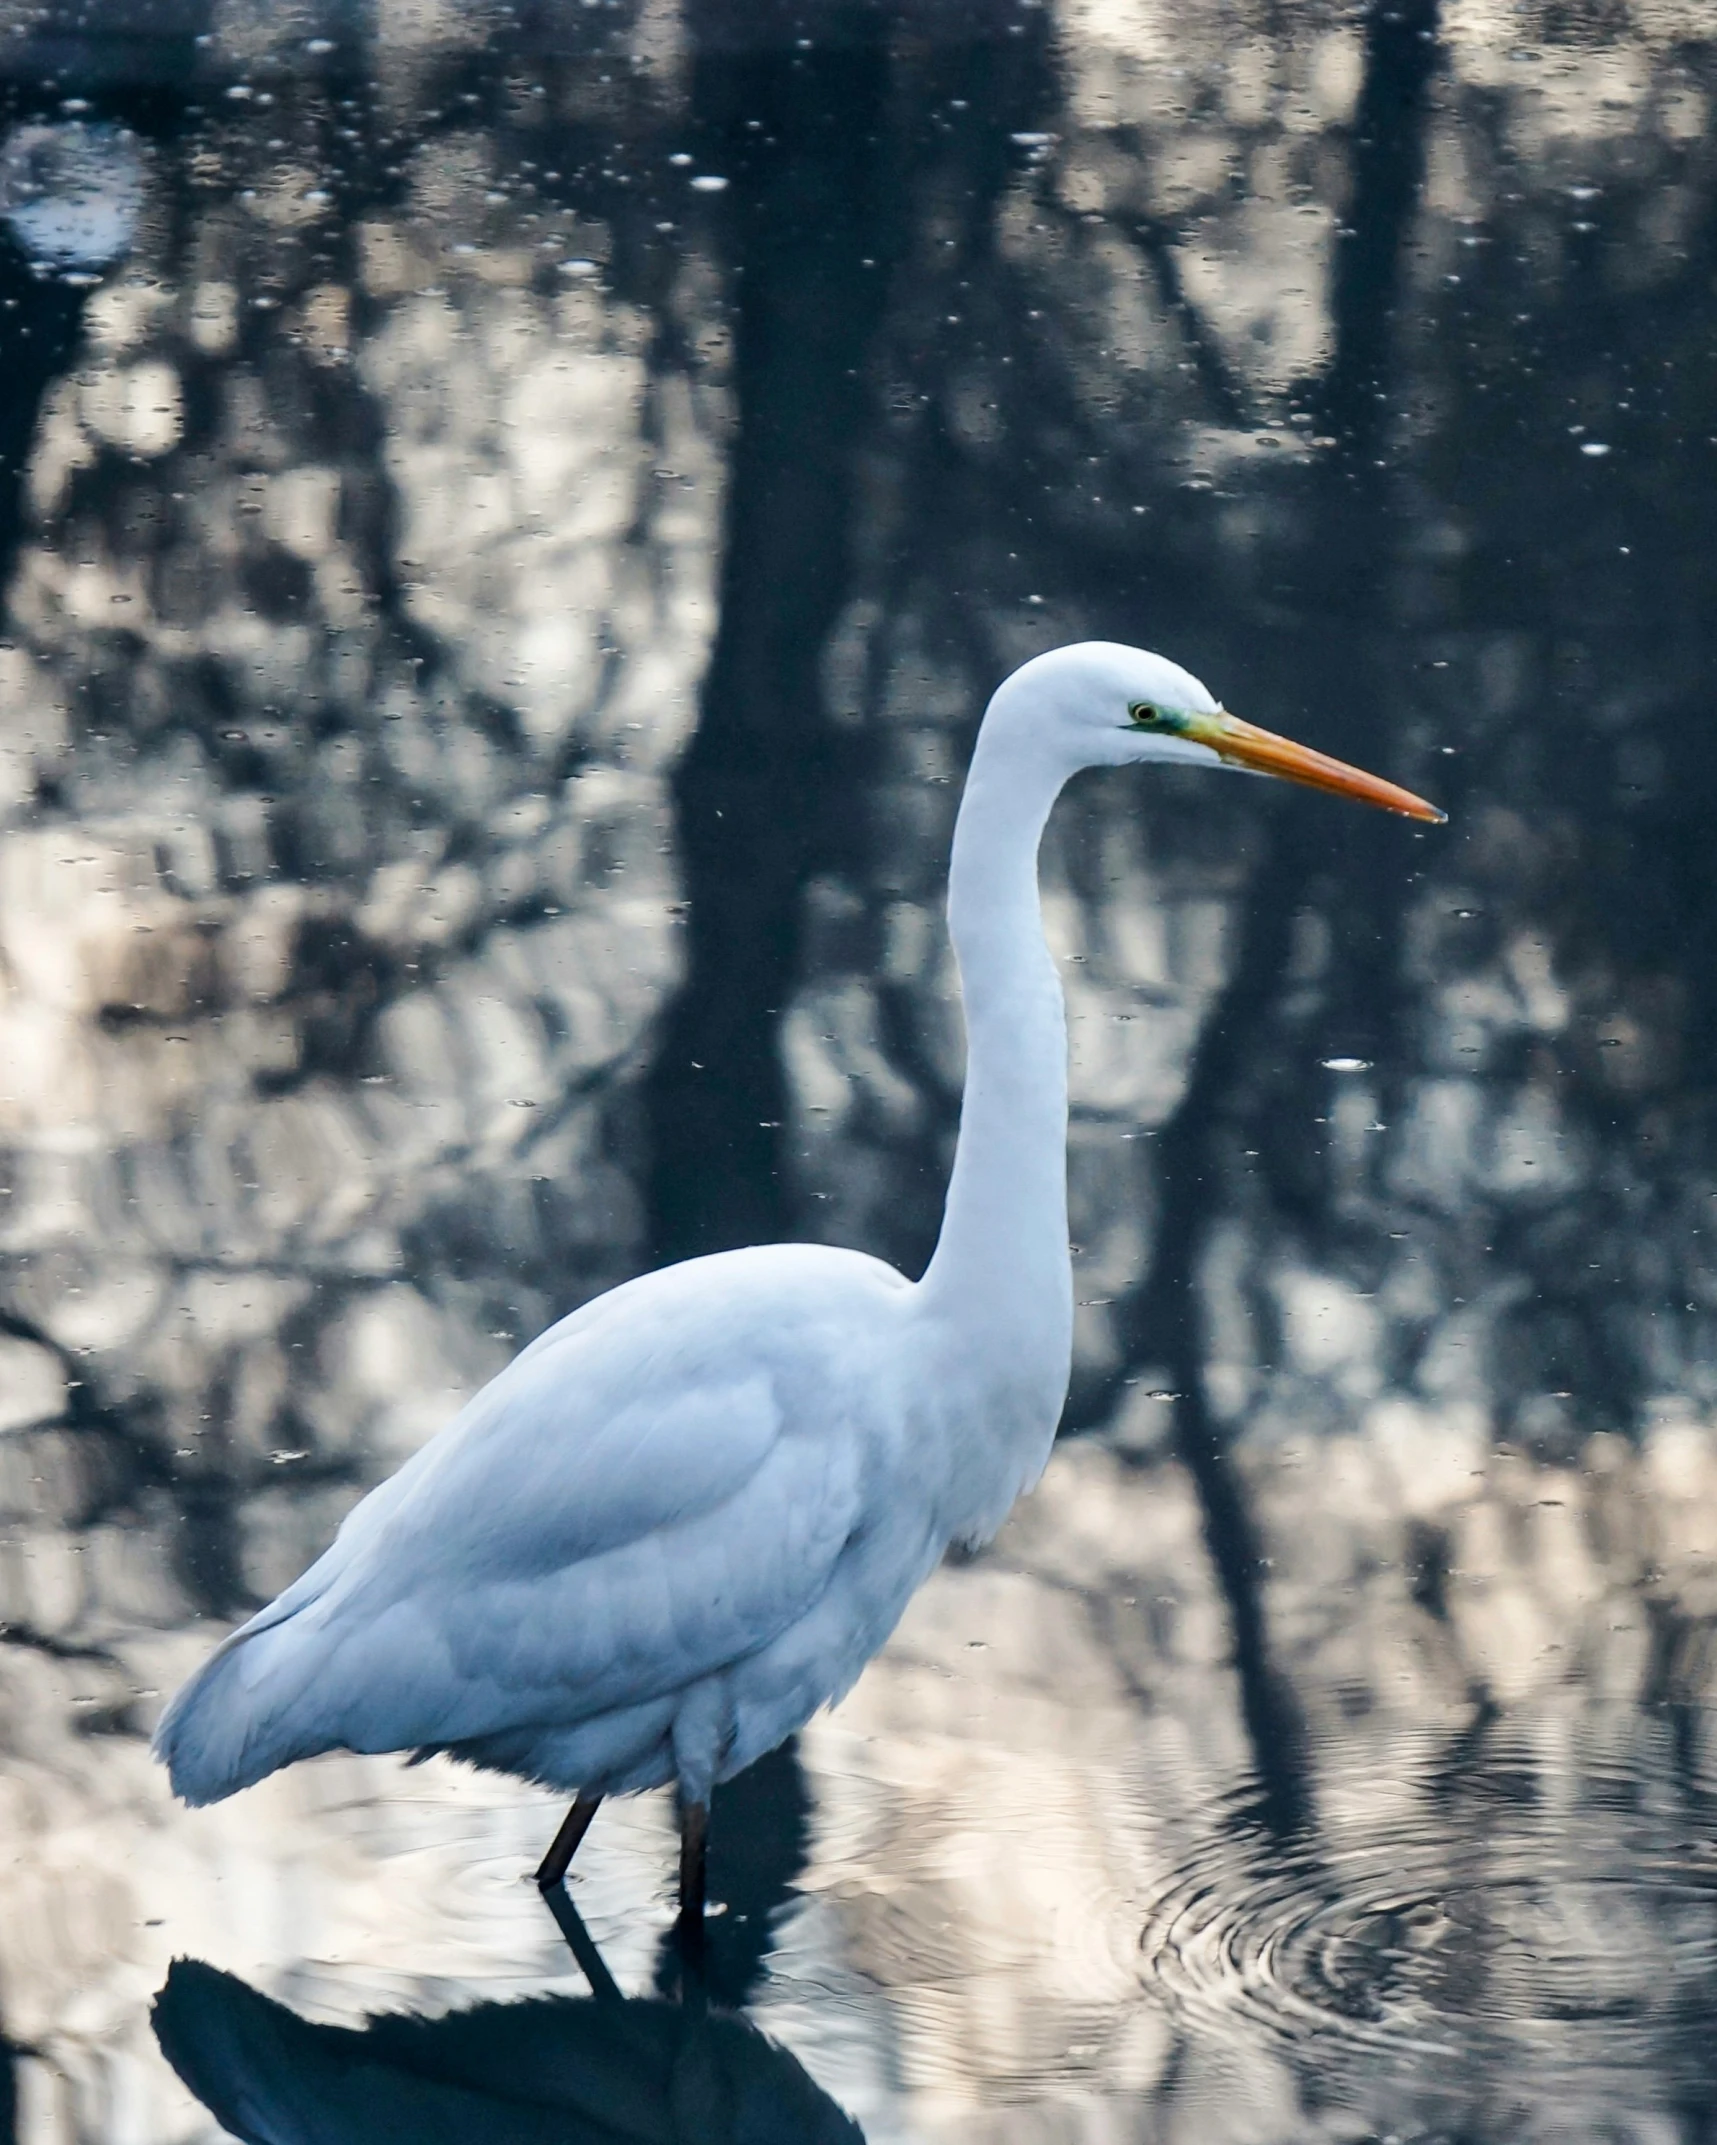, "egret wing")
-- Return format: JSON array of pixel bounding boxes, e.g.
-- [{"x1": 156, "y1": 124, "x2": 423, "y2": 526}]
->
[{"x1": 281, "y1": 1269, "x2": 871, "y2": 1747}]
